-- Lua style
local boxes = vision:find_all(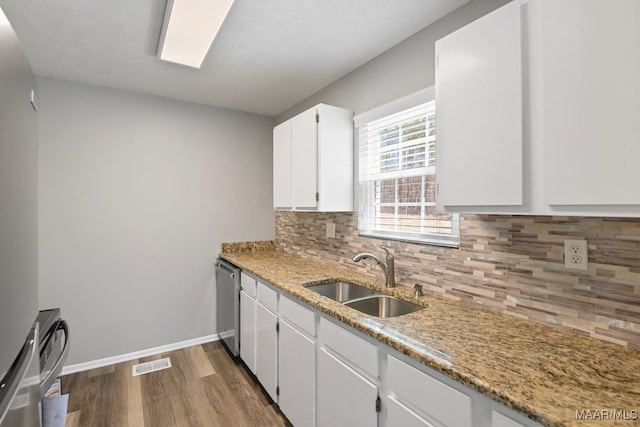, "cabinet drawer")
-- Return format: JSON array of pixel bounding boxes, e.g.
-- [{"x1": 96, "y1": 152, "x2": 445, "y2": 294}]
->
[
  {"x1": 241, "y1": 272, "x2": 256, "y2": 297},
  {"x1": 257, "y1": 281, "x2": 277, "y2": 313},
  {"x1": 279, "y1": 295, "x2": 316, "y2": 337},
  {"x1": 387, "y1": 356, "x2": 471, "y2": 427},
  {"x1": 319, "y1": 317, "x2": 377, "y2": 378},
  {"x1": 492, "y1": 411, "x2": 525, "y2": 427}
]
